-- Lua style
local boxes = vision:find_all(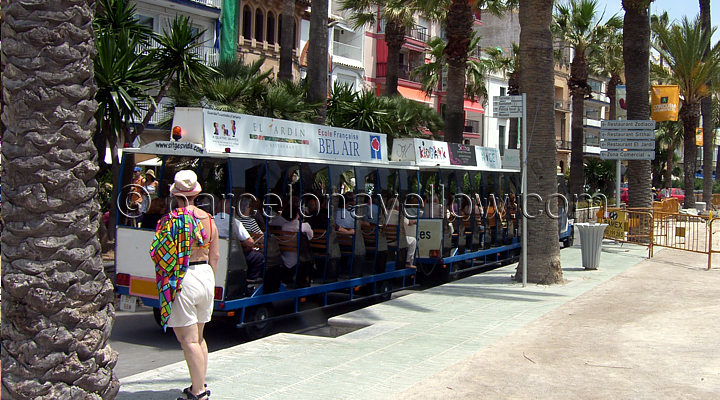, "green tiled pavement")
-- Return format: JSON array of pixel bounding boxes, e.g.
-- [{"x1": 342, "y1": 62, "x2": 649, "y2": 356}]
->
[{"x1": 118, "y1": 240, "x2": 650, "y2": 399}]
